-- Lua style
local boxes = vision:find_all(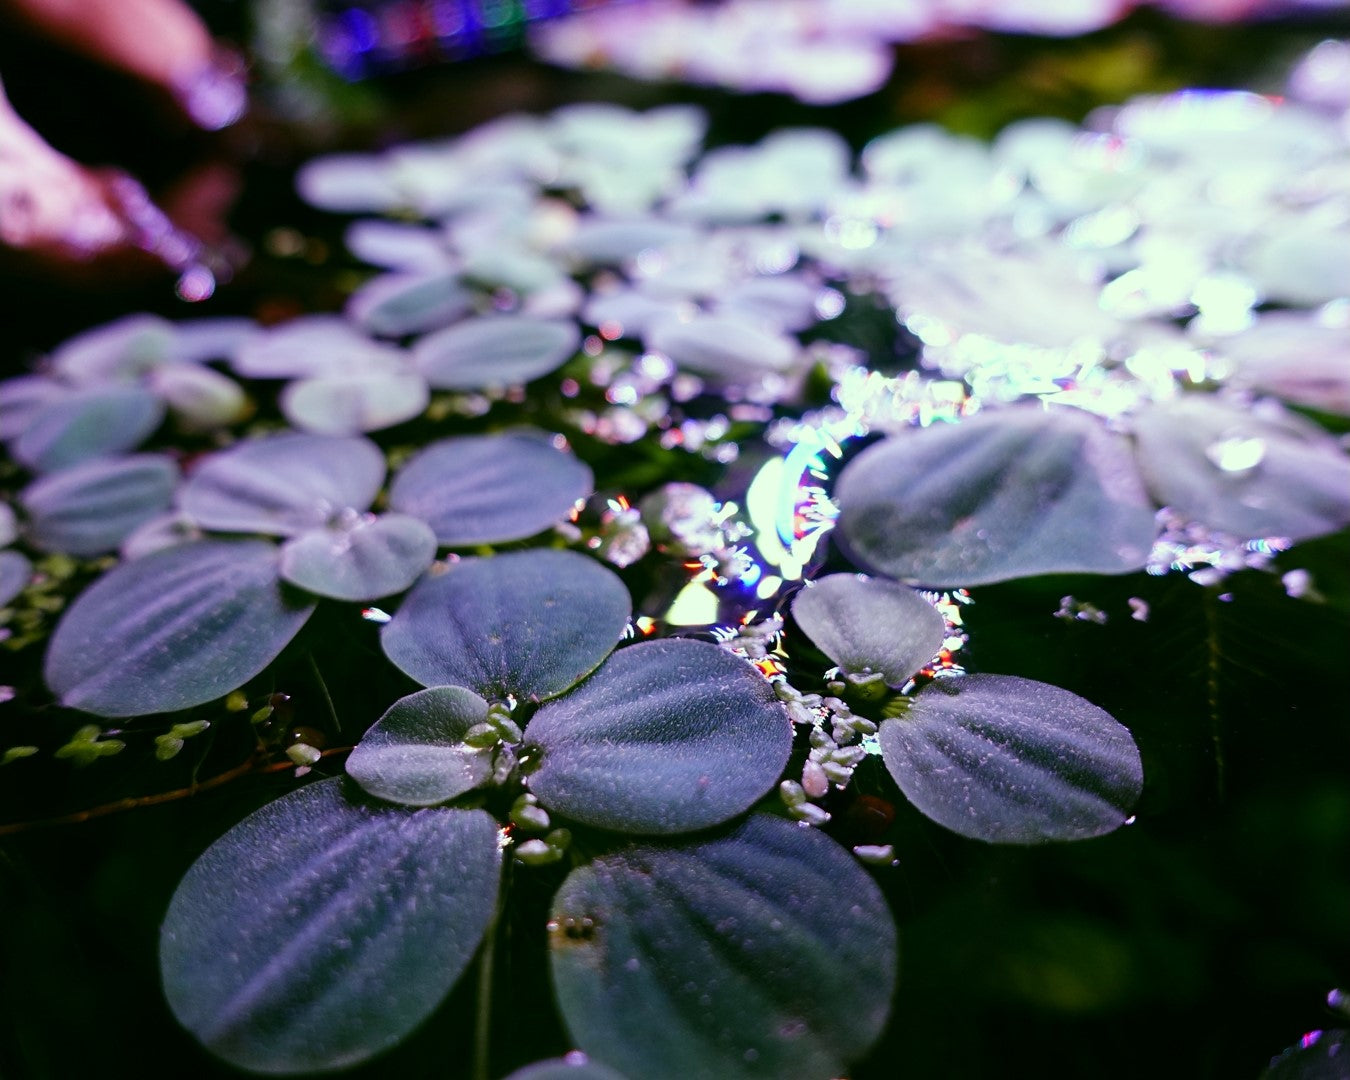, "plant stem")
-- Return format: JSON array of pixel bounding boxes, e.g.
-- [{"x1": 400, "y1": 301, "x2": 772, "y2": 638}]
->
[
  {"x1": 0, "y1": 746, "x2": 351, "y2": 835},
  {"x1": 307, "y1": 651, "x2": 341, "y2": 732},
  {"x1": 1202, "y1": 588, "x2": 1226, "y2": 801},
  {"x1": 473, "y1": 859, "x2": 511, "y2": 1080}
]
